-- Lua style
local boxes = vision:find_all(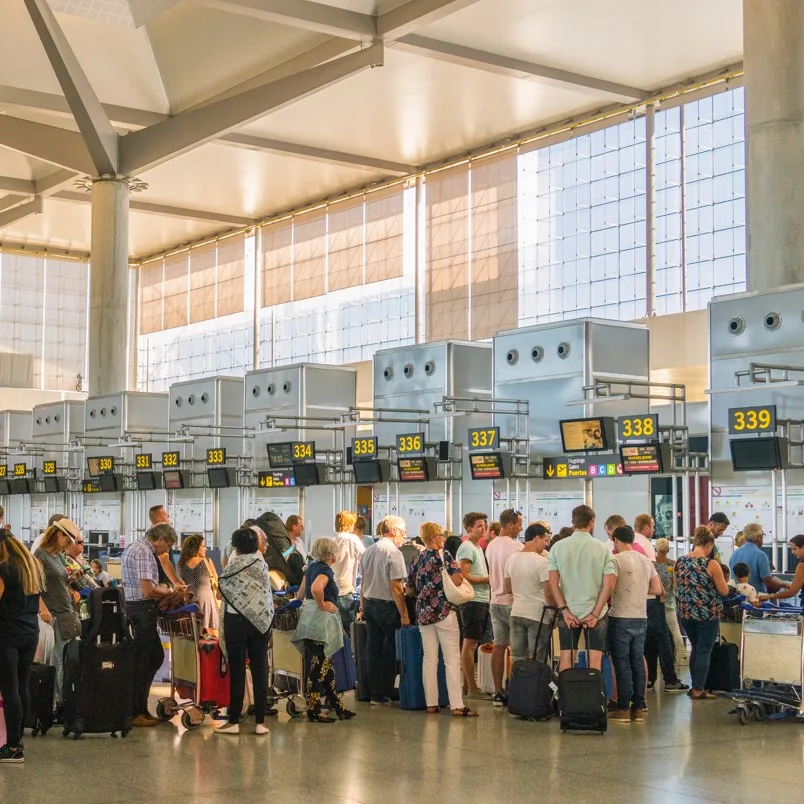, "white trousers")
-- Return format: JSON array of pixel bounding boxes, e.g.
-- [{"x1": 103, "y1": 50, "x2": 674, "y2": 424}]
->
[
  {"x1": 666, "y1": 608, "x2": 688, "y2": 660},
  {"x1": 420, "y1": 611, "x2": 464, "y2": 710}
]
